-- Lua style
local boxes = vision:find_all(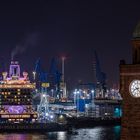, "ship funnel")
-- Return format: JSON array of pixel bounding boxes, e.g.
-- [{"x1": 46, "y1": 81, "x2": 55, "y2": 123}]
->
[
  {"x1": 23, "y1": 72, "x2": 28, "y2": 80},
  {"x1": 2, "y1": 72, "x2": 7, "y2": 80},
  {"x1": 9, "y1": 61, "x2": 20, "y2": 78}
]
